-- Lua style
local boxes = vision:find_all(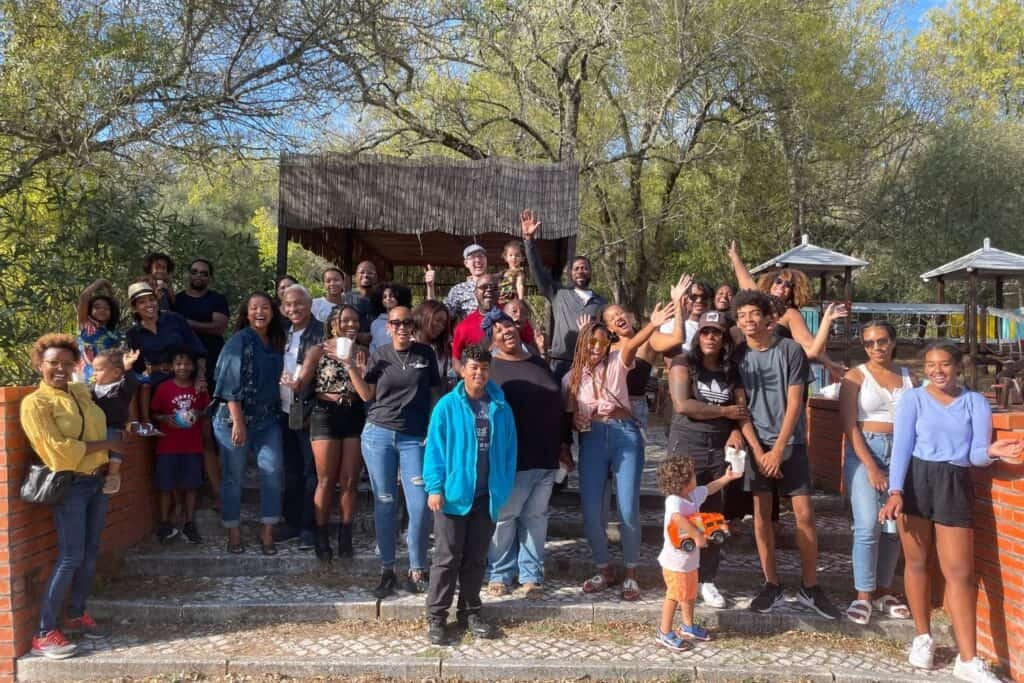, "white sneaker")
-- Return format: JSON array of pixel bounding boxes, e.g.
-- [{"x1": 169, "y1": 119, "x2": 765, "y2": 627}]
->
[
  {"x1": 908, "y1": 633, "x2": 935, "y2": 670},
  {"x1": 953, "y1": 655, "x2": 1002, "y2": 683},
  {"x1": 699, "y1": 582, "x2": 726, "y2": 609}
]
